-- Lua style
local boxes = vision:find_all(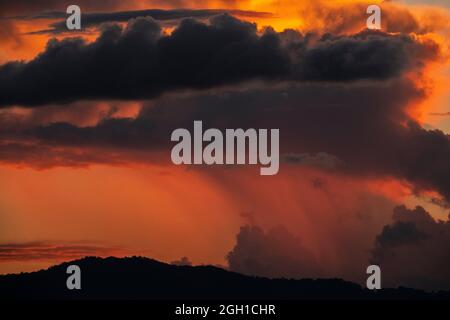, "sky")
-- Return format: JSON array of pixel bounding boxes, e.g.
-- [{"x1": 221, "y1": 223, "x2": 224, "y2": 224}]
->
[
  {"x1": 0, "y1": 0, "x2": 449, "y2": 290},
  {"x1": 403, "y1": 0, "x2": 450, "y2": 8}
]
